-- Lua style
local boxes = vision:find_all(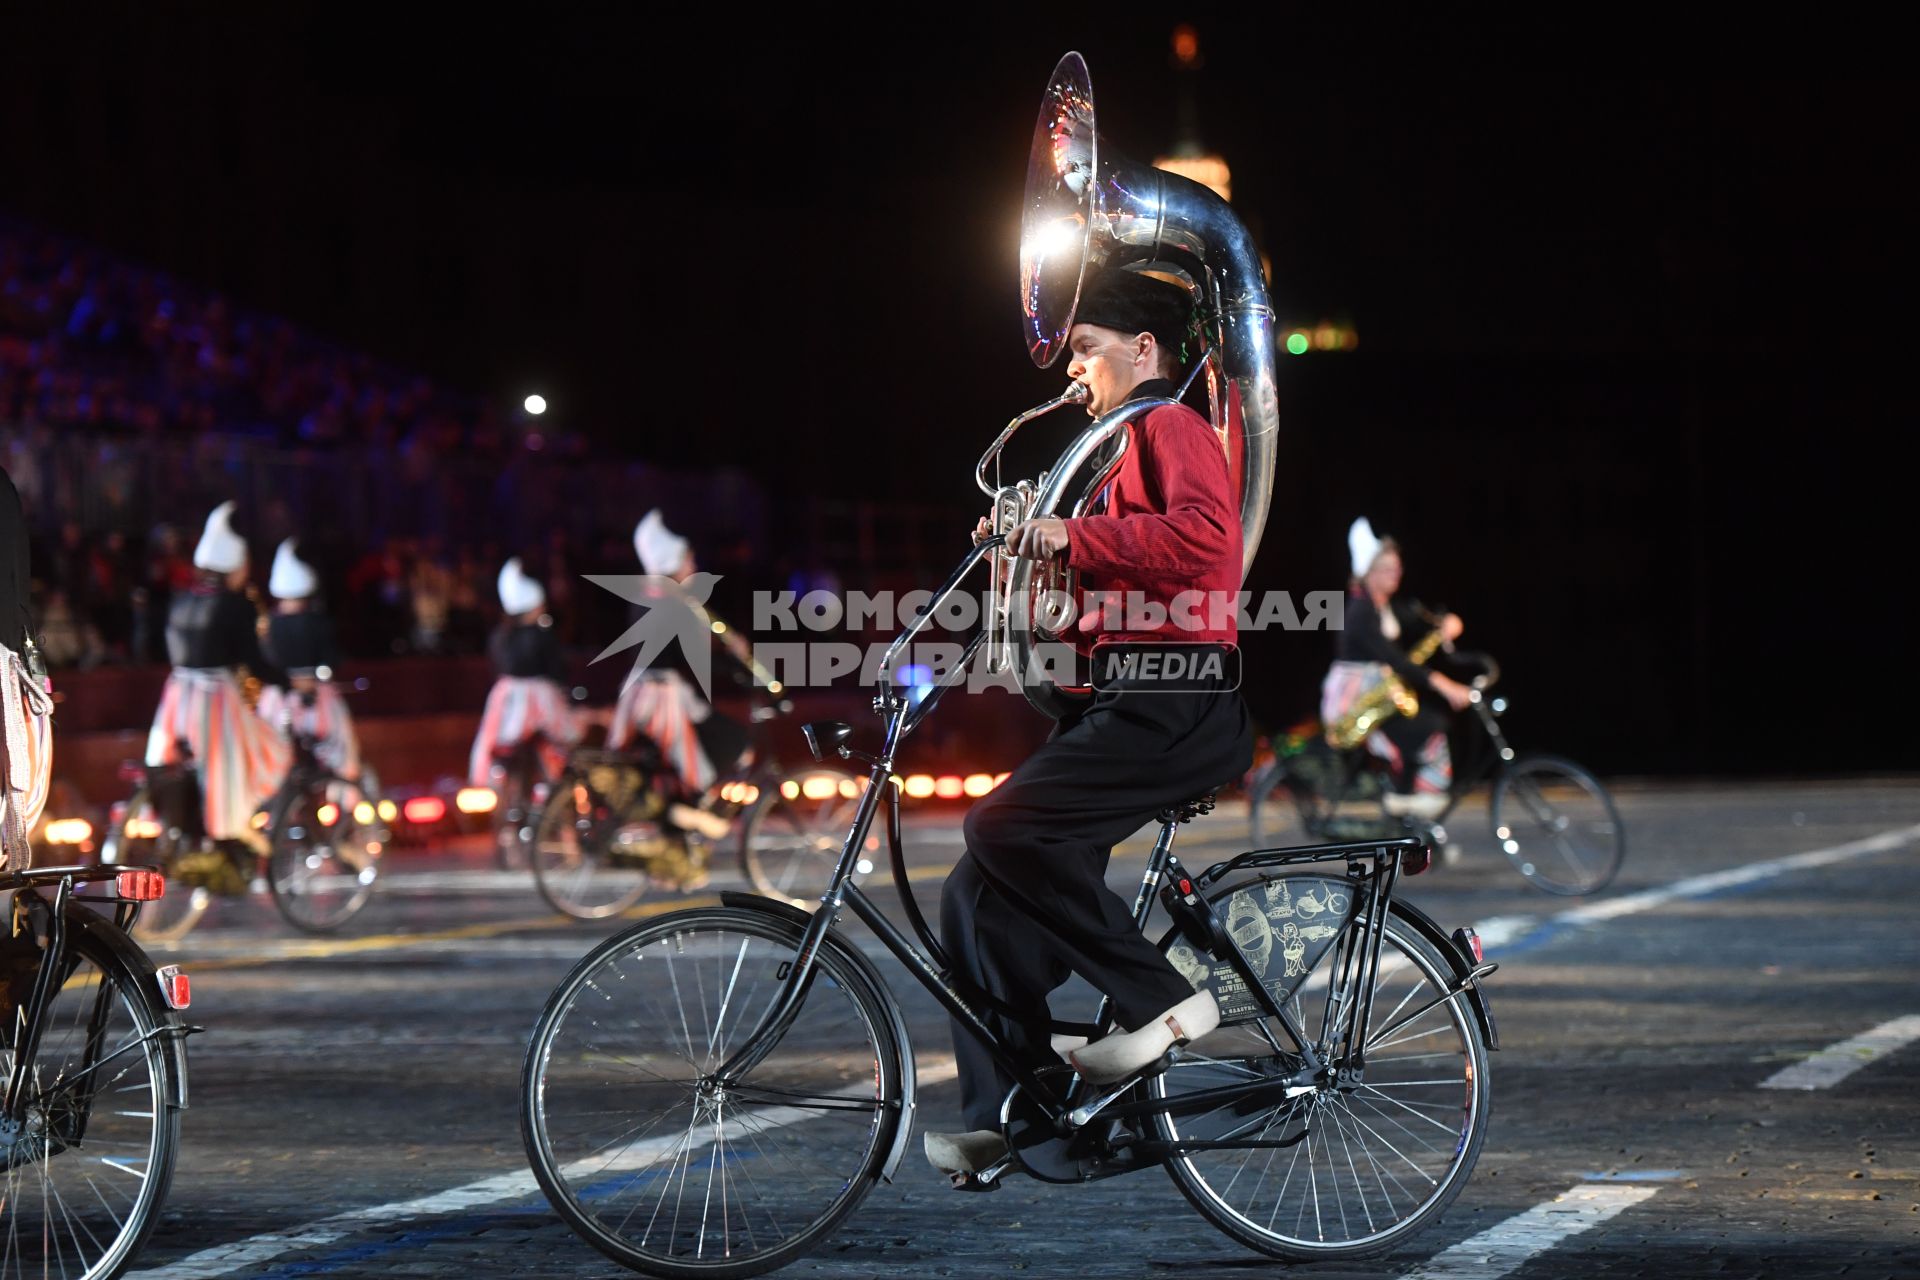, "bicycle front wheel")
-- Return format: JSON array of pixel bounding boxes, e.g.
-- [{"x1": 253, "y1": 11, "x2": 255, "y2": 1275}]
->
[
  {"x1": 1489, "y1": 753, "x2": 1625, "y2": 895},
  {"x1": 0, "y1": 917, "x2": 184, "y2": 1280},
  {"x1": 530, "y1": 770, "x2": 651, "y2": 920},
  {"x1": 737, "y1": 769, "x2": 859, "y2": 907},
  {"x1": 522, "y1": 907, "x2": 903, "y2": 1278},
  {"x1": 267, "y1": 779, "x2": 382, "y2": 934},
  {"x1": 1152, "y1": 880, "x2": 1490, "y2": 1261}
]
